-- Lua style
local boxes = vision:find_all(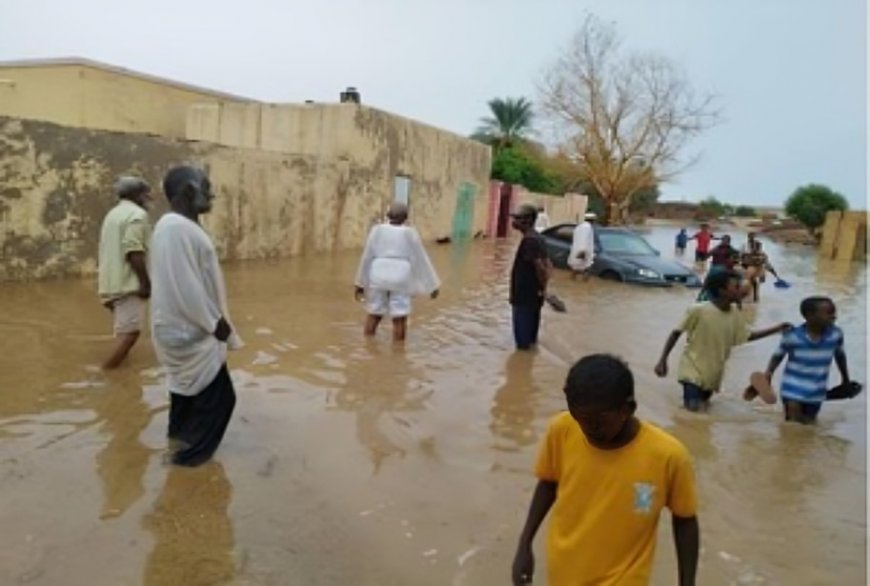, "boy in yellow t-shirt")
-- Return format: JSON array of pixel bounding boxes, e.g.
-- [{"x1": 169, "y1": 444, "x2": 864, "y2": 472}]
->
[{"x1": 512, "y1": 354, "x2": 699, "y2": 586}]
